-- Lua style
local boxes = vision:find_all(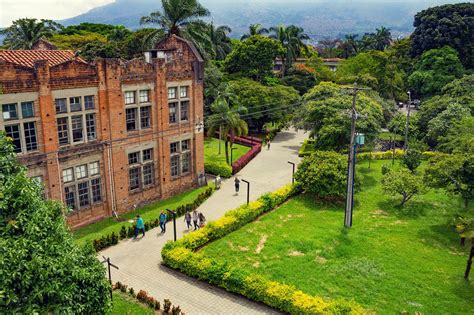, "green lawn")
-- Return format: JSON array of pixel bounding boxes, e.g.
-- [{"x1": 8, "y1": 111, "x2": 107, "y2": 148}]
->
[
  {"x1": 73, "y1": 185, "x2": 209, "y2": 246},
  {"x1": 378, "y1": 131, "x2": 404, "y2": 141},
  {"x1": 204, "y1": 137, "x2": 250, "y2": 165},
  {"x1": 201, "y1": 160, "x2": 474, "y2": 314},
  {"x1": 109, "y1": 292, "x2": 155, "y2": 315}
]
